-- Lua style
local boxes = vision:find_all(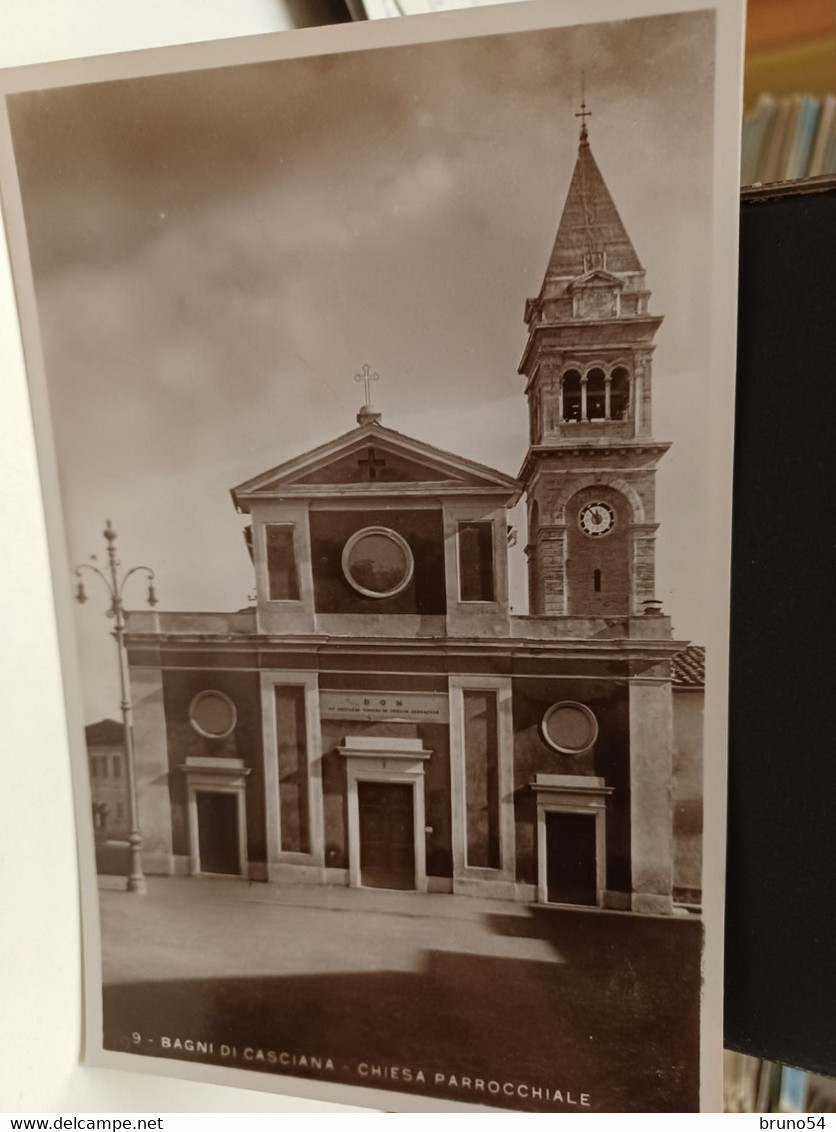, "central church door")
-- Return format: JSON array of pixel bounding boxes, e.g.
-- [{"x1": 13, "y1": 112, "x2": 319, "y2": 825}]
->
[
  {"x1": 545, "y1": 810, "x2": 597, "y2": 905},
  {"x1": 196, "y1": 790, "x2": 241, "y2": 875},
  {"x1": 358, "y1": 781, "x2": 415, "y2": 890}
]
